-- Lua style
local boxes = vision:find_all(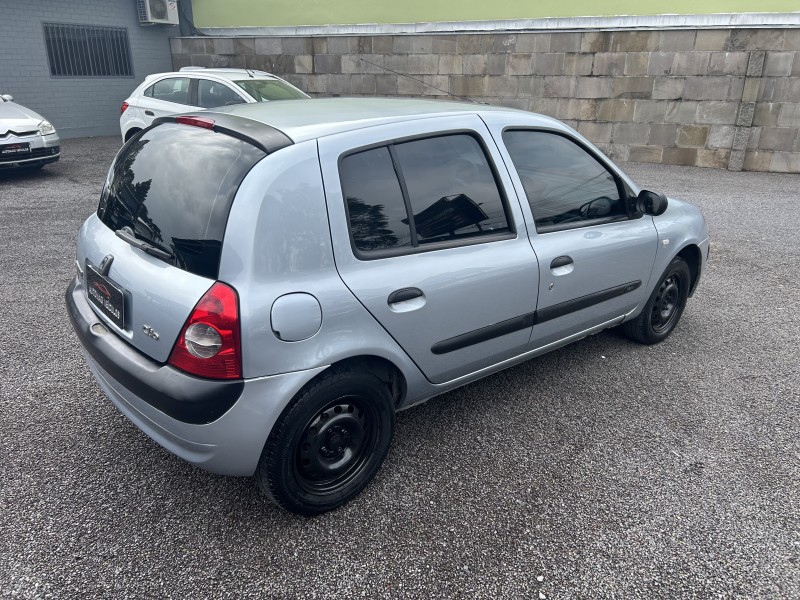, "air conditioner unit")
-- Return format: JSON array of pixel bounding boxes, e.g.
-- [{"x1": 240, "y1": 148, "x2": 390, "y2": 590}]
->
[{"x1": 137, "y1": 0, "x2": 179, "y2": 26}]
